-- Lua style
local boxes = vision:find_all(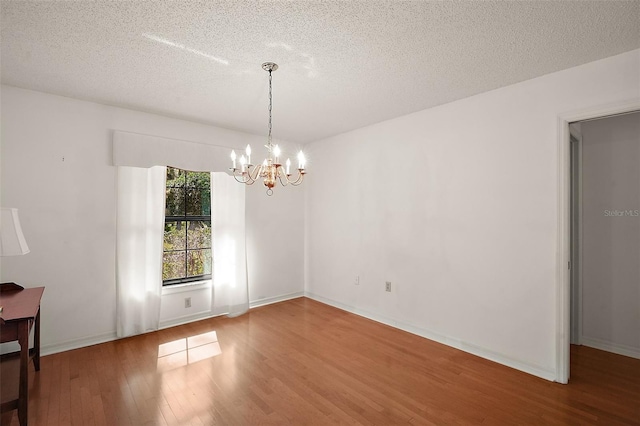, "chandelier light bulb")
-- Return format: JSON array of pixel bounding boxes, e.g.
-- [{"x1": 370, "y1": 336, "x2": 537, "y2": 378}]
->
[
  {"x1": 240, "y1": 155, "x2": 247, "y2": 172},
  {"x1": 286, "y1": 158, "x2": 291, "y2": 175},
  {"x1": 230, "y1": 150, "x2": 237, "y2": 169},
  {"x1": 273, "y1": 145, "x2": 281, "y2": 162},
  {"x1": 297, "y1": 151, "x2": 306, "y2": 169},
  {"x1": 246, "y1": 145, "x2": 252, "y2": 164}
]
